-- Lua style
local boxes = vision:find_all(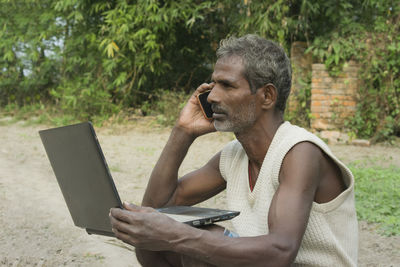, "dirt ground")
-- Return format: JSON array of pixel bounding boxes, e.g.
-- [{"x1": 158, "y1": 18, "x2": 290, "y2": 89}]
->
[{"x1": 0, "y1": 119, "x2": 399, "y2": 266}]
